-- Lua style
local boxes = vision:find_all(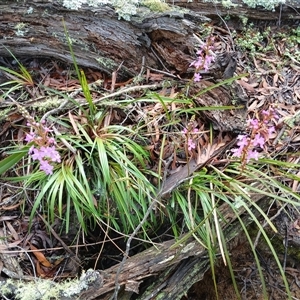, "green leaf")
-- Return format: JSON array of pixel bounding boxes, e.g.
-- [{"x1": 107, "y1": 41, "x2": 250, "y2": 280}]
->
[{"x1": 0, "y1": 149, "x2": 28, "y2": 175}]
